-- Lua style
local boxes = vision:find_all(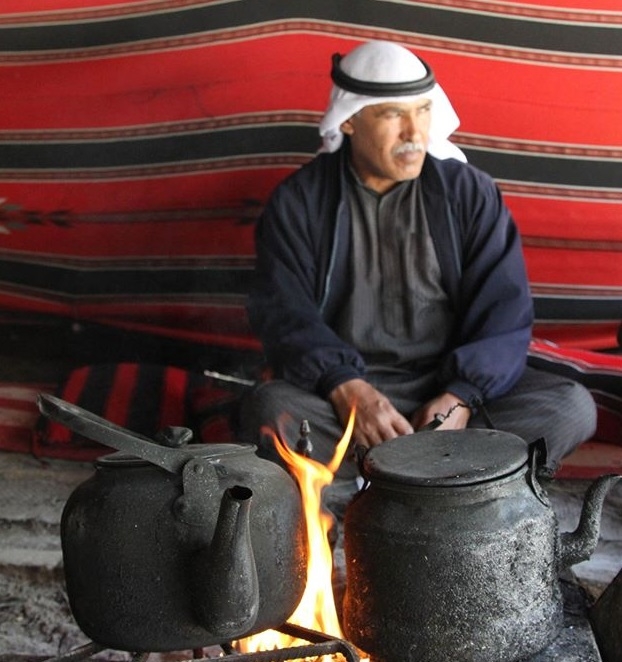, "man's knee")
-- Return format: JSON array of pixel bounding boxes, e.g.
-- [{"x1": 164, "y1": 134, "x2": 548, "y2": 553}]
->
[
  {"x1": 238, "y1": 378, "x2": 330, "y2": 446},
  {"x1": 558, "y1": 379, "x2": 597, "y2": 441},
  {"x1": 541, "y1": 378, "x2": 597, "y2": 468},
  {"x1": 243, "y1": 380, "x2": 293, "y2": 422},
  {"x1": 237, "y1": 380, "x2": 290, "y2": 442},
  {"x1": 474, "y1": 368, "x2": 597, "y2": 469},
  {"x1": 235, "y1": 381, "x2": 288, "y2": 465}
]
